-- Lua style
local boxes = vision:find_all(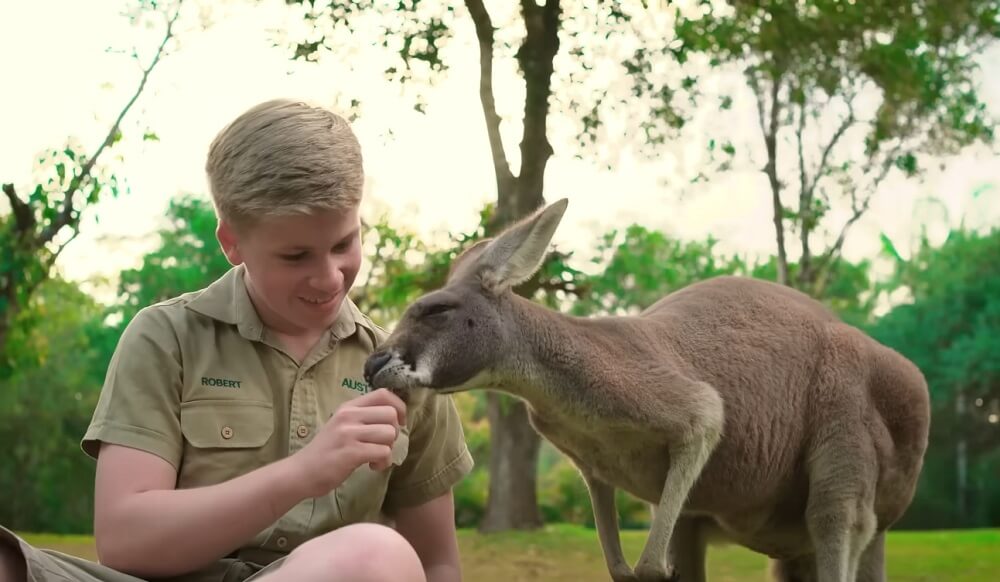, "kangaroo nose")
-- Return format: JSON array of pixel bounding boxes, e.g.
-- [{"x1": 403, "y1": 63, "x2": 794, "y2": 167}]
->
[{"x1": 364, "y1": 351, "x2": 392, "y2": 385}]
